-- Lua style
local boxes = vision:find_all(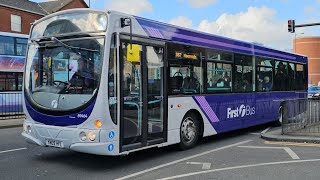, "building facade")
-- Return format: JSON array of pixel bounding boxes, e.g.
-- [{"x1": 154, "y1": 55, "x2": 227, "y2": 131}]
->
[
  {"x1": 0, "y1": 0, "x2": 88, "y2": 35},
  {"x1": 294, "y1": 37, "x2": 320, "y2": 85}
]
